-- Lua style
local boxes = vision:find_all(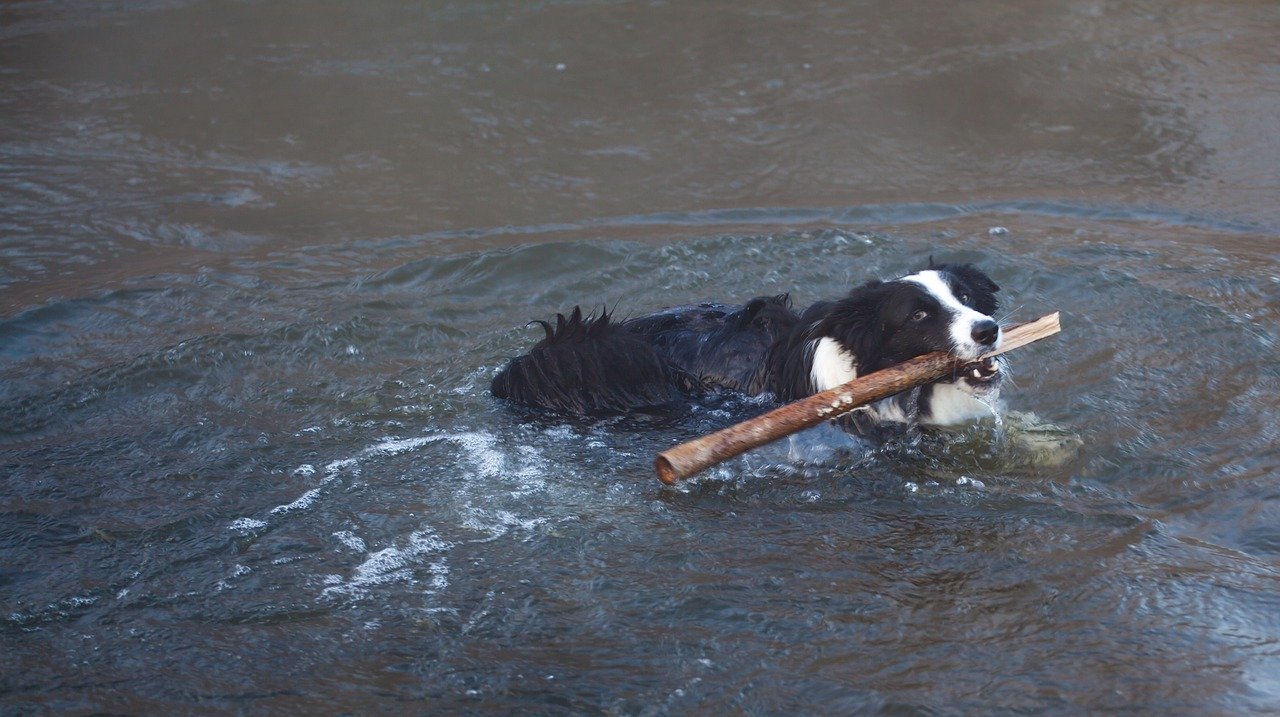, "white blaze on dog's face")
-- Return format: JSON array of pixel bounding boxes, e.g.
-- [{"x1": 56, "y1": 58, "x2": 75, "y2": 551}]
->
[{"x1": 899, "y1": 269, "x2": 1001, "y2": 361}]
